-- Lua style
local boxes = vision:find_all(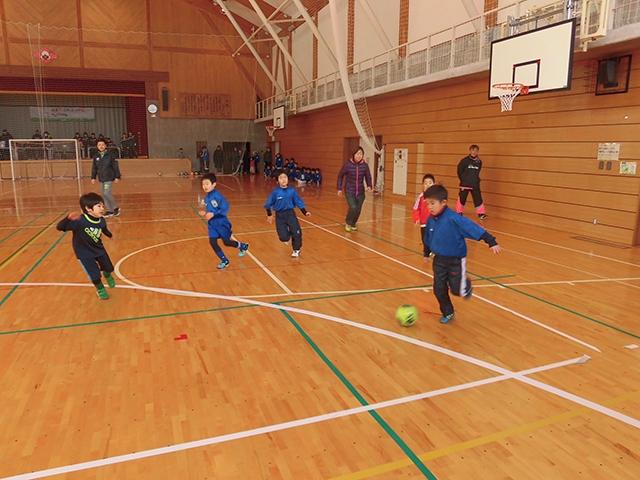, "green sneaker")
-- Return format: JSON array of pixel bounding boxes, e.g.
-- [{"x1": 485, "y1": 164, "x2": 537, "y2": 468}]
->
[
  {"x1": 96, "y1": 287, "x2": 109, "y2": 300},
  {"x1": 104, "y1": 273, "x2": 116, "y2": 288},
  {"x1": 345, "y1": 225, "x2": 352, "y2": 232},
  {"x1": 351, "y1": 225, "x2": 358, "y2": 231}
]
